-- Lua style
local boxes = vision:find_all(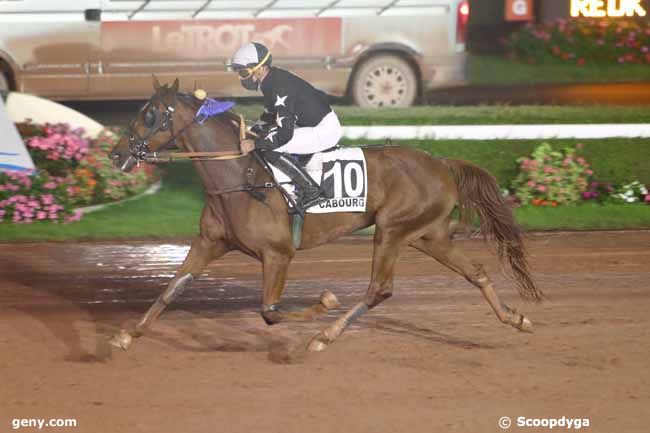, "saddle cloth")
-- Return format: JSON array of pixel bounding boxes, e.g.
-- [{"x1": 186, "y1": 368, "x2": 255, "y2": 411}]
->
[{"x1": 269, "y1": 147, "x2": 368, "y2": 214}]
